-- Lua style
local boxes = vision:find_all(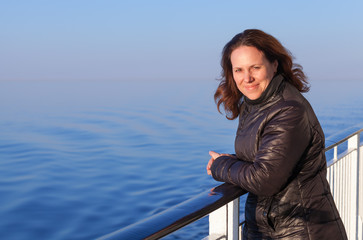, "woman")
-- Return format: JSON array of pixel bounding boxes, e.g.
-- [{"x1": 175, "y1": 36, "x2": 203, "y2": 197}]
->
[{"x1": 206, "y1": 29, "x2": 347, "y2": 239}]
